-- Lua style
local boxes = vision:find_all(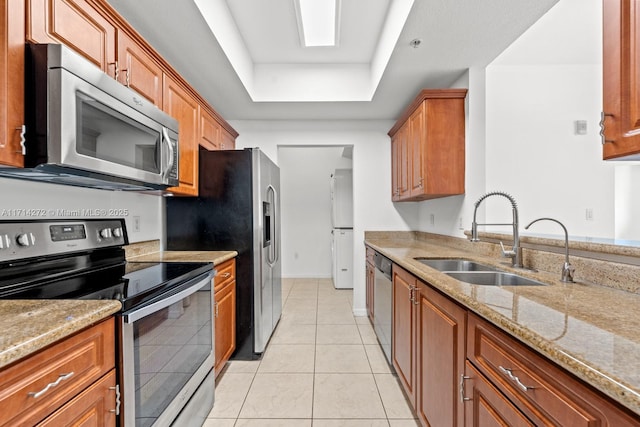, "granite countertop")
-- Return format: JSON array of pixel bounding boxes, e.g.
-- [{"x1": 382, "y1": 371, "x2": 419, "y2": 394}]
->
[
  {"x1": 129, "y1": 250, "x2": 238, "y2": 265},
  {"x1": 365, "y1": 236, "x2": 640, "y2": 416},
  {"x1": 0, "y1": 300, "x2": 121, "y2": 369}
]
